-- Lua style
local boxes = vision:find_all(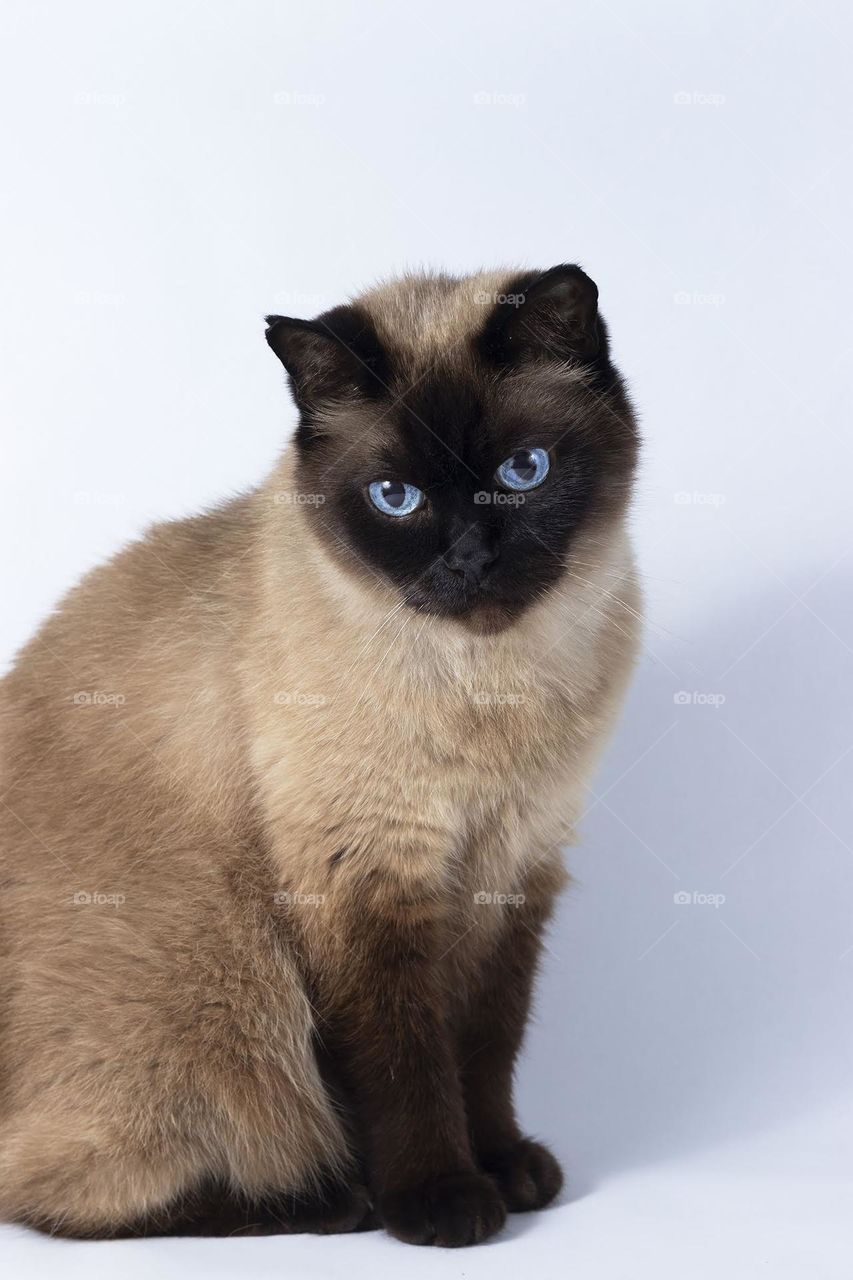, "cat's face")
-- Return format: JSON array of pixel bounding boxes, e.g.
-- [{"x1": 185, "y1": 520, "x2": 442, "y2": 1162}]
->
[{"x1": 266, "y1": 266, "x2": 638, "y2": 633}]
